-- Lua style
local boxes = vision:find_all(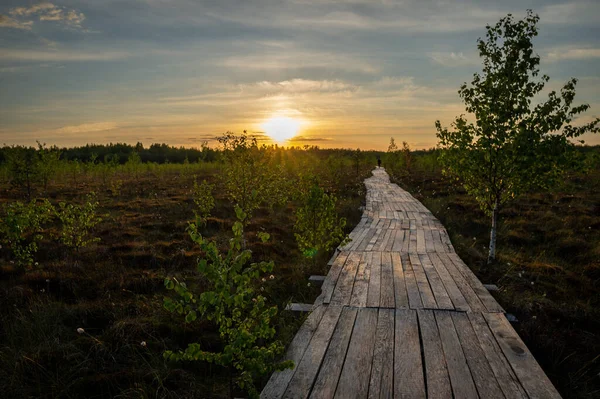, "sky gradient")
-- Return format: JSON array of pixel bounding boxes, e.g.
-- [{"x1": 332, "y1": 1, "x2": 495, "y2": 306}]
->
[{"x1": 1, "y1": 0, "x2": 599, "y2": 150}]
